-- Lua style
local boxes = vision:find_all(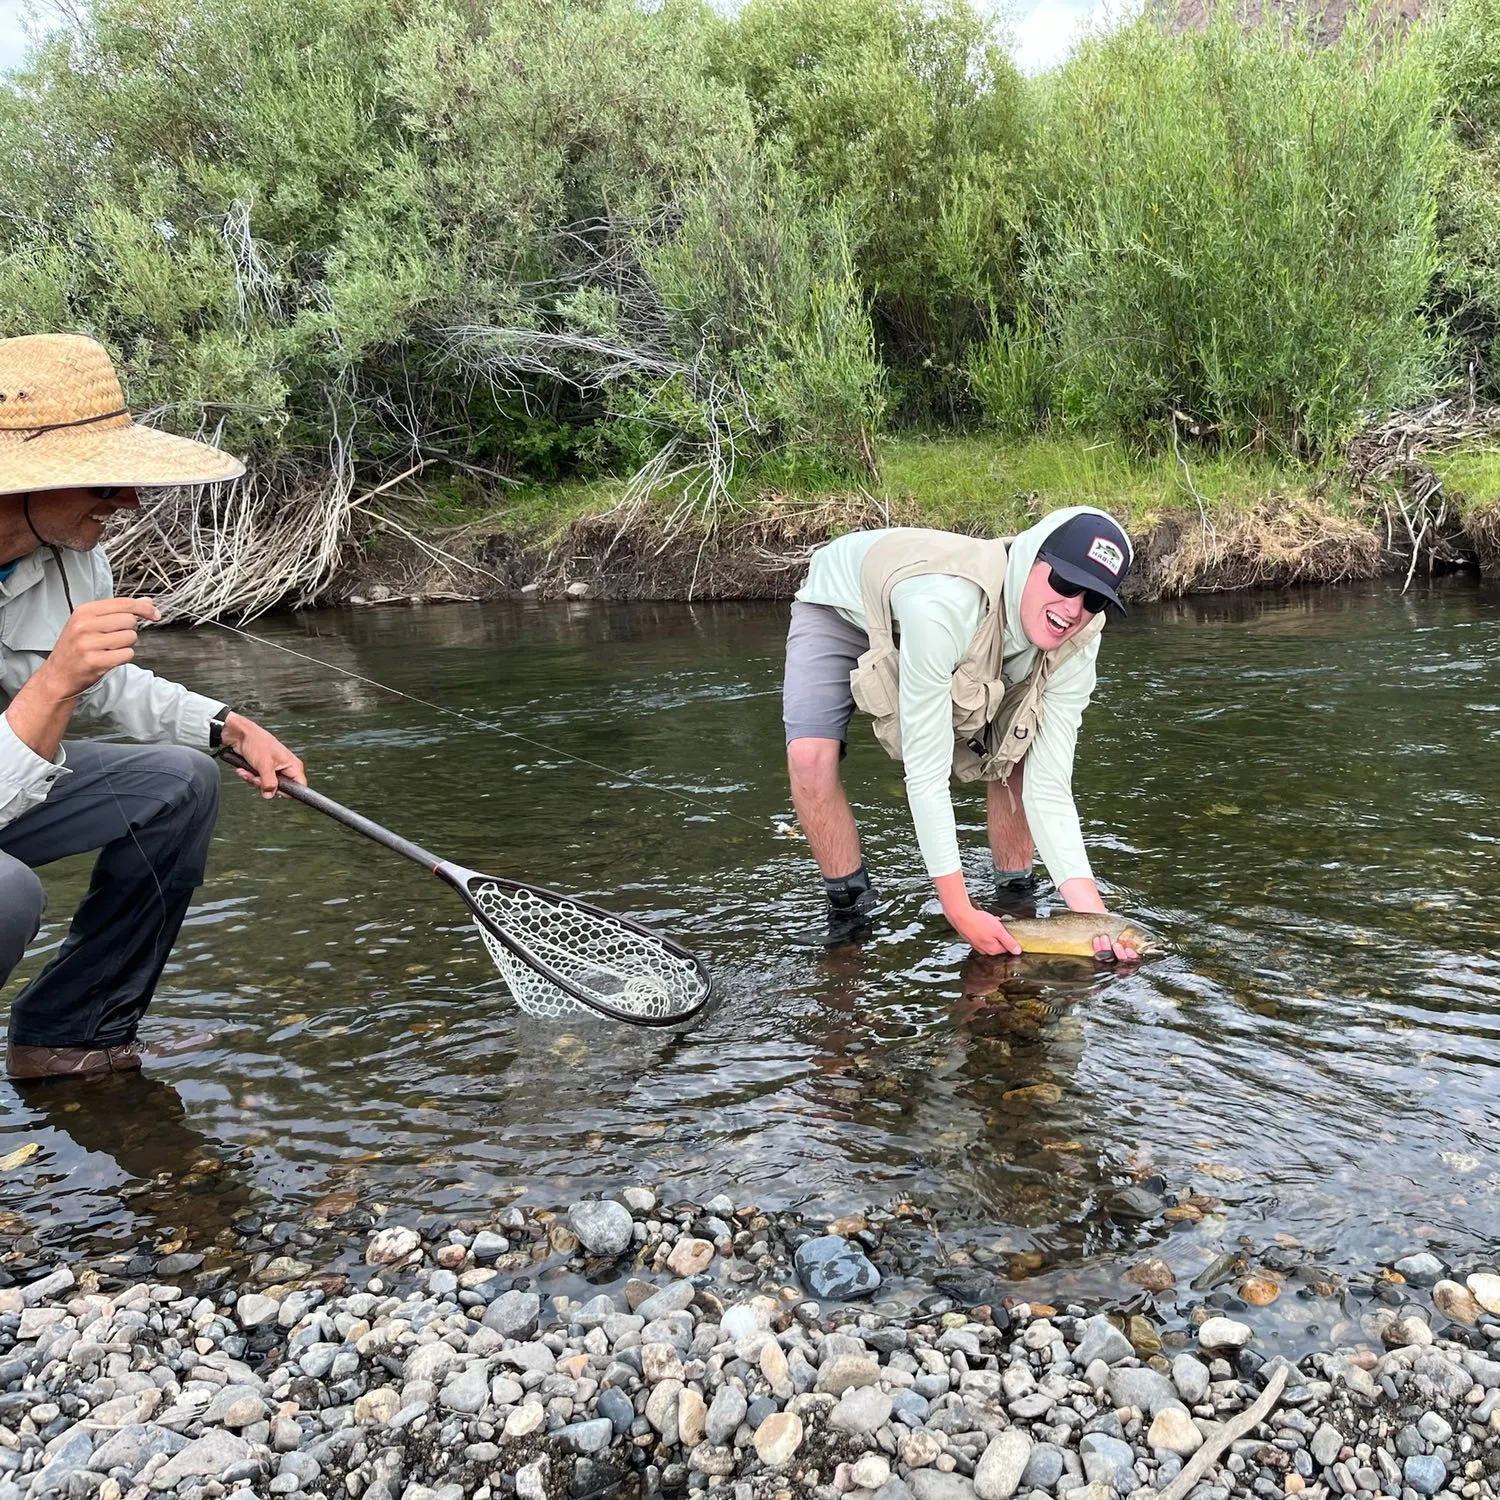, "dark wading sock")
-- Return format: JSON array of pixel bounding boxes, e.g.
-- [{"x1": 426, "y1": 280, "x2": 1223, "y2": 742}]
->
[
  {"x1": 992, "y1": 867, "x2": 1042, "y2": 916},
  {"x1": 818, "y1": 865, "x2": 879, "y2": 948}
]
